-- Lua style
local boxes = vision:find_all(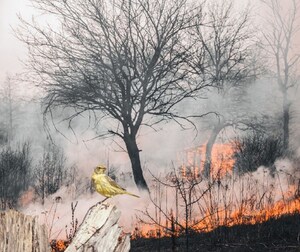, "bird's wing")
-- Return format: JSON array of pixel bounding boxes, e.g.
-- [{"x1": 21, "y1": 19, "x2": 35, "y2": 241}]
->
[
  {"x1": 105, "y1": 175, "x2": 126, "y2": 190},
  {"x1": 91, "y1": 176, "x2": 95, "y2": 187},
  {"x1": 91, "y1": 176, "x2": 96, "y2": 191}
]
